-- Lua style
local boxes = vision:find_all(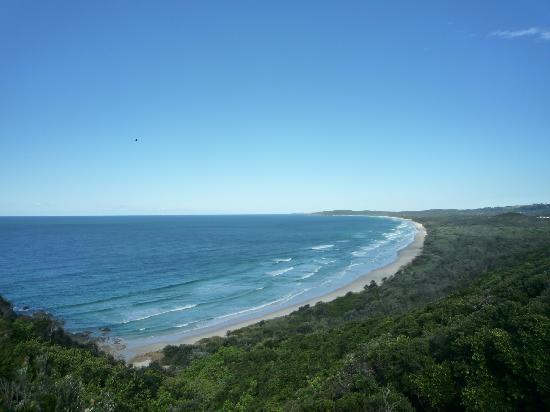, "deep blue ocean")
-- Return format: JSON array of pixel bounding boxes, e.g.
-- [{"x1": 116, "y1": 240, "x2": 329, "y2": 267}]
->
[{"x1": 0, "y1": 215, "x2": 416, "y2": 342}]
